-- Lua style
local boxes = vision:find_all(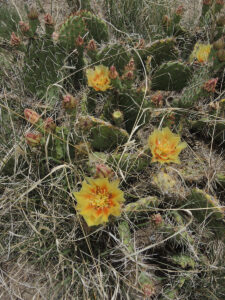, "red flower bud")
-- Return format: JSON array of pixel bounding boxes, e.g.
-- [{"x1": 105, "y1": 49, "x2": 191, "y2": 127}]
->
[
  {"x1": 216, "y1": 0, "x2": 224, "y2": 5},
  {"x1": 175, "y1": 5, "x2": 184, "y2": 16},
  {"x1": 44, "y1": 117, "x2": 56, "y2": 132},
  {"x1": 44, "y1": 14, "x2": 54, "y2": 25},
  {"x1": 10, "y1": 32, "x2": 21, "y2": 46},
  {"x1": 19, "y1": 21, "x2": 30, "y2": 33},
  {"x1": 62, "y1": 94, "x2": 78, "y2": 110},
  {"x1": 135, "y1": 39, "x2": 145, "y2": 49},
  {"x1": 24, "y1": 109, "x2": 40, "y2": 124},
  {"x1": 125, "y1": 58, "x2": 135, "y2": 71},
  {"x1": 86, "y1": 39, "x2": 97, "y2": 51},
  {"x1": 142, "y1": 284, "x2": 155, "y2": 297},
  {"x1": 94, "y1": 163, "x2": 114, "y2": 179},
  {"x1": 109, "y1": 65, "x2": 119, "y2": 79},
  {"x1": 52, "y1": 31, "x2": 59, "y2": 41},
  {"x1": 76, "y1": 35, "x2": 84, "y2": 46},
  {"x1": 203, "y1": 0, "x2": 212, "y2": 5},
  {"x1": 162, "y1": 15, "x2": 171, "y2": 26},
  {"x1": 25, "y1": 132, "x2": 42, "y2": 147},
  {"x1": 151, "y1": 213, "x2": 163, "y2": 226},
  {"x1": 28, "y1": 8, "x2": 39, "y2": 20},
  {"x1": 125, "y1": 71, "x2": 134, "y2": 80},
  {"x1": 151, "y1": 91, "x2": 163, "y2": 107},
  {"x1": 78, "y1": 116, "x2": 94, "y2": 131},
  {"x1": 203, "y1": 78, "x2": 218, "y2": 93}
]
